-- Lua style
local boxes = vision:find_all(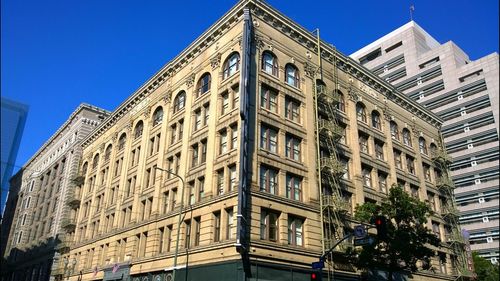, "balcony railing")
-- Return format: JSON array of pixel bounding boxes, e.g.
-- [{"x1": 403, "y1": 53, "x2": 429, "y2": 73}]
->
[
  {"x1": 318, "y1": 119, "x2": 343, "y2": 141},
  {"x1": 436, "y1": 176, "x2": 455, "y2": 191},
  {"x1": 61, "y1": 218, "x2": 77, "y2": 231},
  {"x1": 320, "y1": 157, "x2": 345, "y2": 178},
  {"x1": 431, "y1": 149, "x2": 452, "y2": 166},
  {"x1": 441, "y1": 204, "x2": 460, "y2": 220},
  {"x1": 322, "y1": 195, "x2": 350, "y2": 213},
  {"x1": 446, "y1": 229, "x2": 465, "y2": 245}
]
